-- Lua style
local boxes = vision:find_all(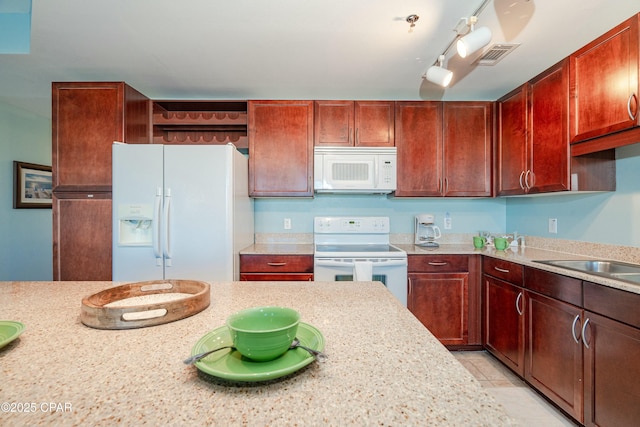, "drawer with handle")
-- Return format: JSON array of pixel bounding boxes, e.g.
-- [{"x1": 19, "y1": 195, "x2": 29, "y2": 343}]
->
[
  {"x1": 240, "y1": 254, "x2": 314, "y2": 273},
  {"x1": 408, "y1": 255, "x2": 469, "y2": 273},
  {"x1": 482, "y1": 257, "x2": 523, "y2": 286}
]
